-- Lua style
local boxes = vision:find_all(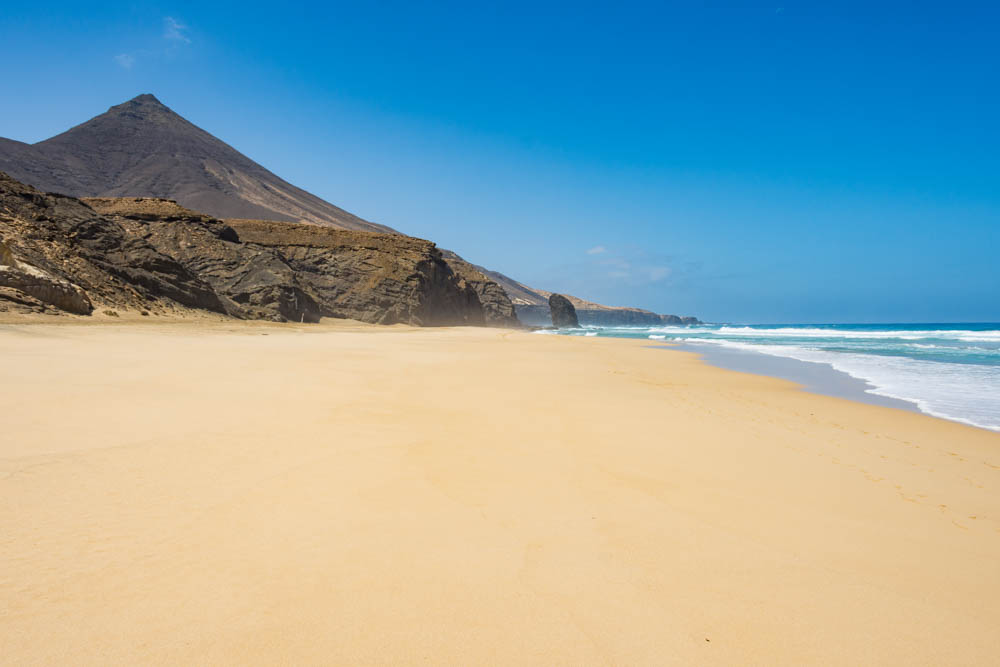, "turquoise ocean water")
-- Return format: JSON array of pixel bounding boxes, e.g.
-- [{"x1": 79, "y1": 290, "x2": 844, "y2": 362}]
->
[{"x1": 540, "y1": 323, "x2": 1000, "y2": 431}]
